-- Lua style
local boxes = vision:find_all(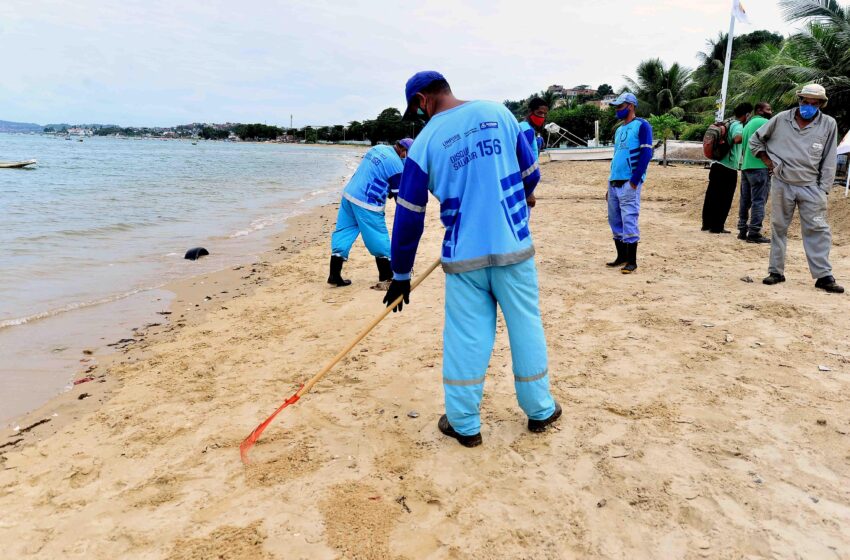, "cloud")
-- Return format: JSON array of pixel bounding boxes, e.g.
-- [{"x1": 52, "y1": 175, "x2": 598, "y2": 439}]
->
[{"x1": 0, "y1": 0, "x2": 793, "y2": 126}]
